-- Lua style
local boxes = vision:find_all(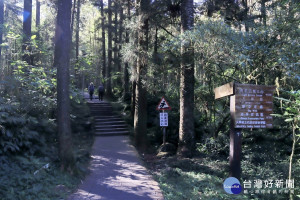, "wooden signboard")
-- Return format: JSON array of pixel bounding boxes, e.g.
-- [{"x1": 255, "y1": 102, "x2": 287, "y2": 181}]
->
[
  {"x1": 233, "y1": 83, "x2": 275, "y2": 129},
  {"x1": 214, "y1": 82, "x2": 275, "y2": 179}
]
